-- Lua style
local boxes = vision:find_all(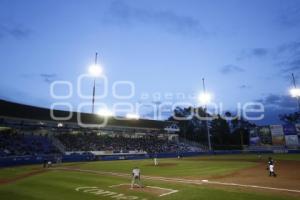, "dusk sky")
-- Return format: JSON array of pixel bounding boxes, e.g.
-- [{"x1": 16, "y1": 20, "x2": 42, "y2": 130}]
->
[{"x1": 1, "y1": 0, "x2": 300, "y2": 124}]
